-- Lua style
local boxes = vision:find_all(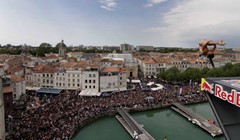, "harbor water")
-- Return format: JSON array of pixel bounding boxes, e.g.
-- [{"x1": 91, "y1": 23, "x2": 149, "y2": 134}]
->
[{"x1": 72, "y1": 102, "x2": 225, "y2": 140}]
